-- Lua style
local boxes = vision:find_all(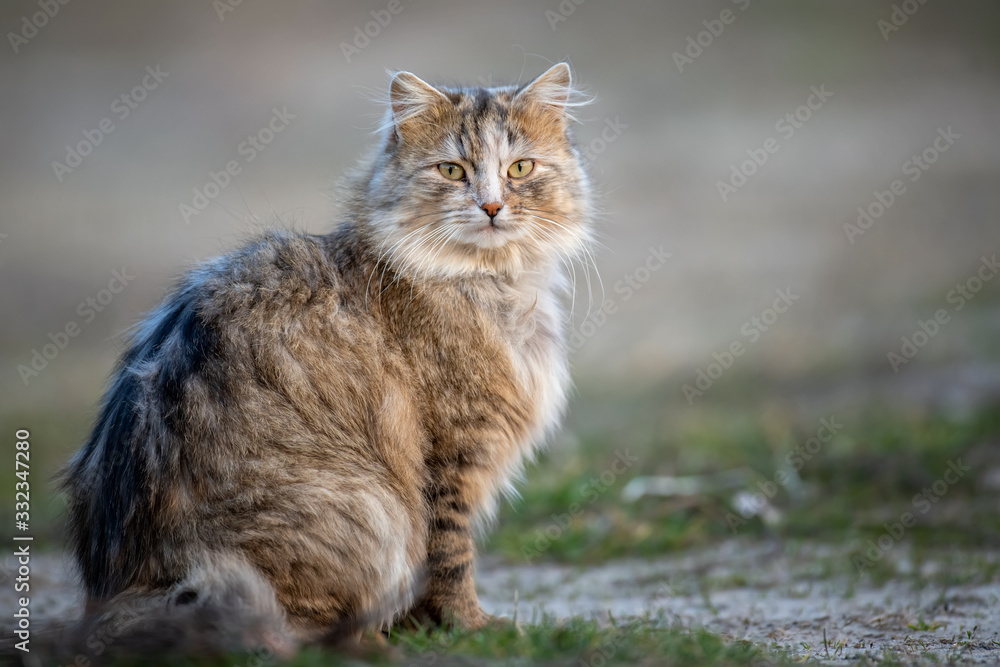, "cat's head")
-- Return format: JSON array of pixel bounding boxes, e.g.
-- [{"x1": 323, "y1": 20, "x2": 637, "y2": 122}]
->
[{"x1": 362, "y1": 63, "x2": 592, "y2": 280}]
